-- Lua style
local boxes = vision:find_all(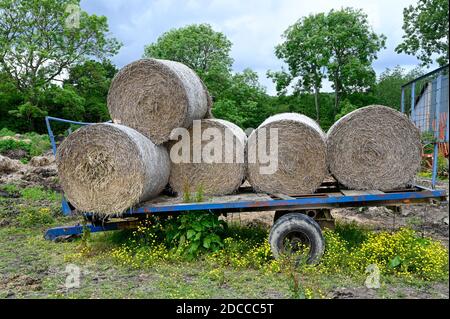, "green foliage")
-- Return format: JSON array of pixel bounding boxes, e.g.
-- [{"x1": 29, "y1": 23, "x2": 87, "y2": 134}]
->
[
  {"x1": 0, "y1": 73, "x2": 24, "y2": 130},
  {"x1": 64, "y1": 60, "x2": 117, "y2": 123},
  {"x1": 212, "y1": 69, "x2": 271, "y2": 128},
  {"x1": 17, "y1": 207, "x2": 55, "y2": 227},
  {"x1": 437, "y1": 155, "x2": 449, "y2": 178},
  {"x1": 0, "y1": 183, "x2": 20, "y2": 195},
  {"x1": 165, "y1": 212, "x2": 226, "y2": 258},
  {"x1": 0, "y1": 0, "x2": 120, "y2": 133},
  {"x1": 0, "y1": 139, "x2": 32, "y2": 156},
  {"x1": 335, "y1": 99, "x2": 358, "y2": 121},
  {"x1": 319, "y1": 226, "x2": 448, "y2": 281},
  {"x1": 8, "y1": 102, "x2": 48, "y2": 131},
  {"x1": 144, "y1": 23, "x2": 233, "y2": 100},
  {"x1": 374, "y1": 66, "x2": 424, "y2": 110},
  {"x1": 20, "y1": 186, "x2": 60, "y2": 202},
  {"x1": 271, "y1": 7, "x2": 386, "y2": 120},
  {"x1": 0, "y1": 0, "x2": 121, "y2": 92},
  {"x1": 0, "y1": 132, "x2": 50, "y2": 160},
  {"x1": 23, "y1": 132, "x2": 51, "y2": 157},
  {"x1": 395, "y1": 0, "x2": 449, "y2": 66},
  {"x1": 107, "y1": 217, "x2": 448, "y2": 282},
  {"x1": 0, "y1": 128, "x2": 15, "y2": 137}
]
